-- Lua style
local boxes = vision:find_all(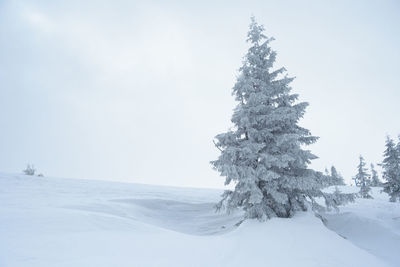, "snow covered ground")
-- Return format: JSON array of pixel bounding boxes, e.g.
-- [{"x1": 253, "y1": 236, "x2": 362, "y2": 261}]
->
[
  {"x1": 324, "y1": 186, "x2": 400, "y2": 266},
  {"x1": 0, "y1": 173, "x2": 399, "y2": 267}
]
